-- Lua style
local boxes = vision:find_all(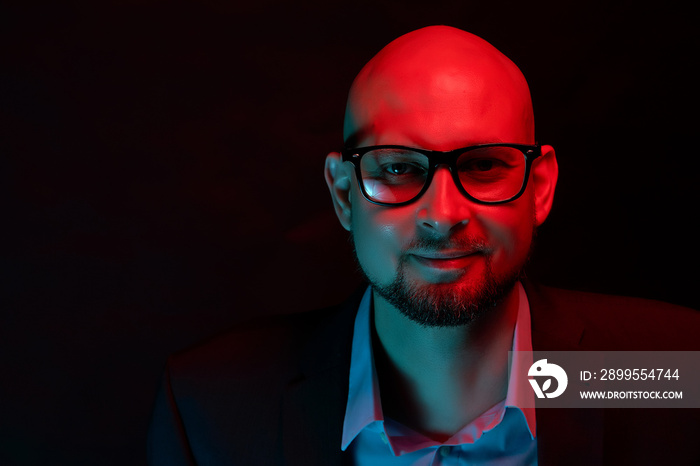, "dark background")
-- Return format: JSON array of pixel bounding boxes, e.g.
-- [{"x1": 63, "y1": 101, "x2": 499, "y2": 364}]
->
[{"x1": 2, "y1": 0, "x2": 698, "y2": 464}]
